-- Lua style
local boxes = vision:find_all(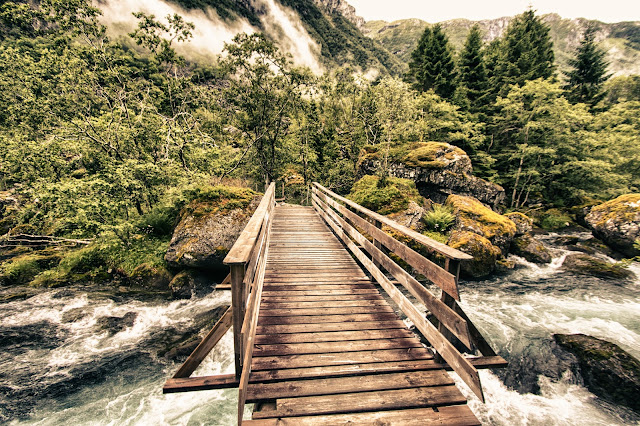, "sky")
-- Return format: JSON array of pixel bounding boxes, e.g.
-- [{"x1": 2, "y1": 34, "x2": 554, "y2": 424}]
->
[{"x1": 346, "y1": 0, "x2": 640, "y2": 24}]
